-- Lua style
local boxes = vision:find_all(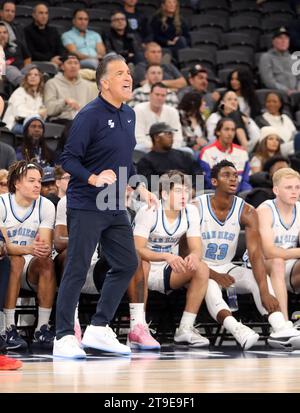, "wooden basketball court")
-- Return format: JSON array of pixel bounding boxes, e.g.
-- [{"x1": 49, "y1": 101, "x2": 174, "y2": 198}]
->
[{"x1": 2, "y1": 346, "x2": 300, "y2": 393}]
